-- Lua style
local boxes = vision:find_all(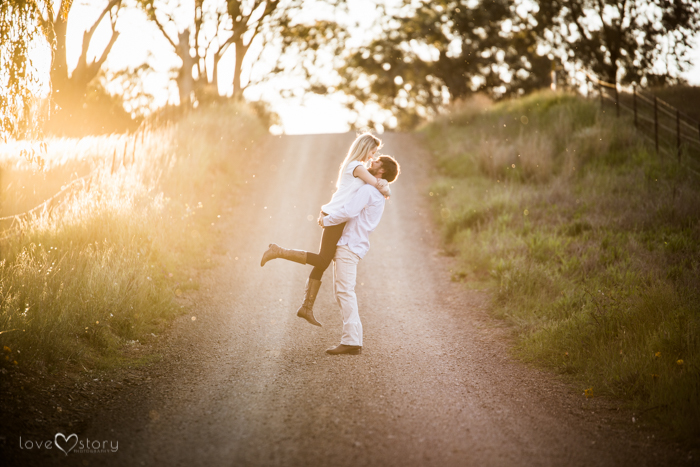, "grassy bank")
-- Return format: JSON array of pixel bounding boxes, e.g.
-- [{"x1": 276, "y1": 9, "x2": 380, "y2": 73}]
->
[
  {"x1": 0, "y1": 103, "x2": 265, "y2": 374},
  {"x1": 423, "y1": 91, "x2": 700, "y2": 441}
]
